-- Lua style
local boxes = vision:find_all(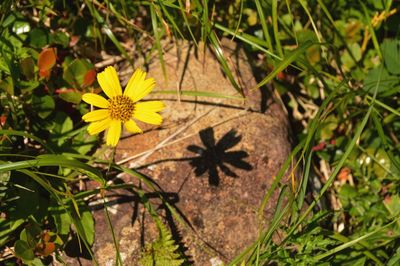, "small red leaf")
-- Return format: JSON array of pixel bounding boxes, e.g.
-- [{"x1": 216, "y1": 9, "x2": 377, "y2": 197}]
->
[
  {"x1": 55, "y1": 88, "x2": 76, "y2": 94},
  {"x1": 69, "y1": 35, "x2": 80, "y2": 47},
  {"x1": 82, "y1": 69, "x2": 96, "y2": 87},
  {"x1": 277, "y1": 71, "x2": 286, "y2": 80},
  {"x1": 312, "y1": 142, "x2": 326, "y2": 151},
  {"x1": 39, "y1": 69, "x2": 51, "y2": 78},
  {"x1": 36, "y1": 242, "x2": 56, "y2": 256},
  {"x1": 337, "y1": 167, "x2": 351, "y2": 182},
  {"x1": 42, "y1": 232, "x2": 51, "y2": 243},
  {"x1": 38, "y1": 48, "x2": 57, "y2": 78},
  {"x1": 0, "y1": 115, "x2": 6, "y2": 126}
]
